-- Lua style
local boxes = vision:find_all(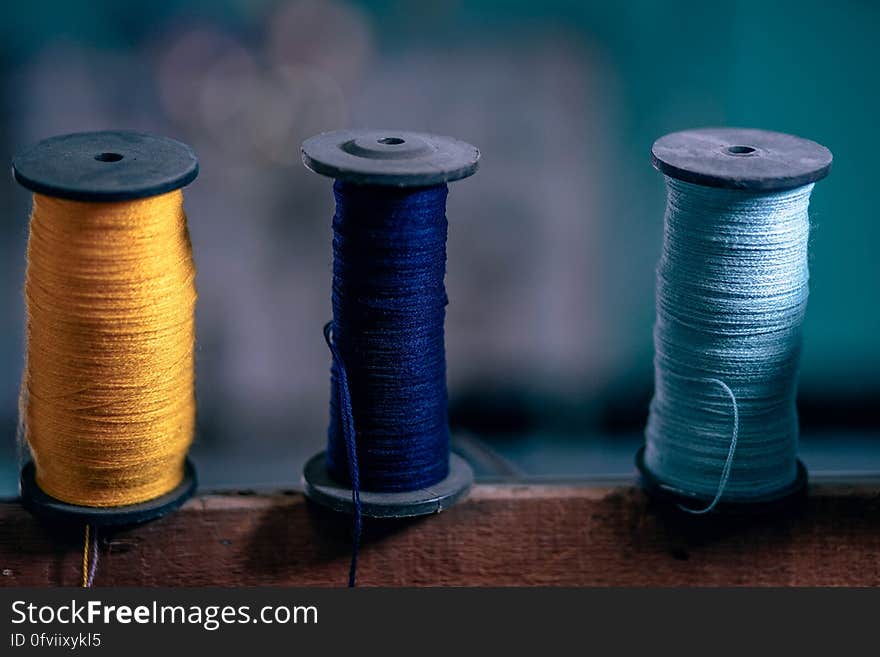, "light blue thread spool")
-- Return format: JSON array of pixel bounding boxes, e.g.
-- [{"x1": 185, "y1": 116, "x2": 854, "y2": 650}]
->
[{"x1": 637, "y1": 128, "x2": 832, "y2": 513}]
